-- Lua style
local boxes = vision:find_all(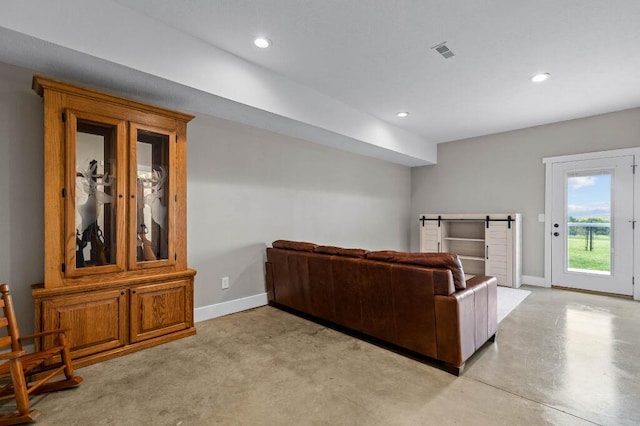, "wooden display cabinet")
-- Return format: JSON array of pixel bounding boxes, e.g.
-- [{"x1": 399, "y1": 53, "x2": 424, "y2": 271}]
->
[{"x1": 32, "y1": 76, "x2": 196, "y2": 367}]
